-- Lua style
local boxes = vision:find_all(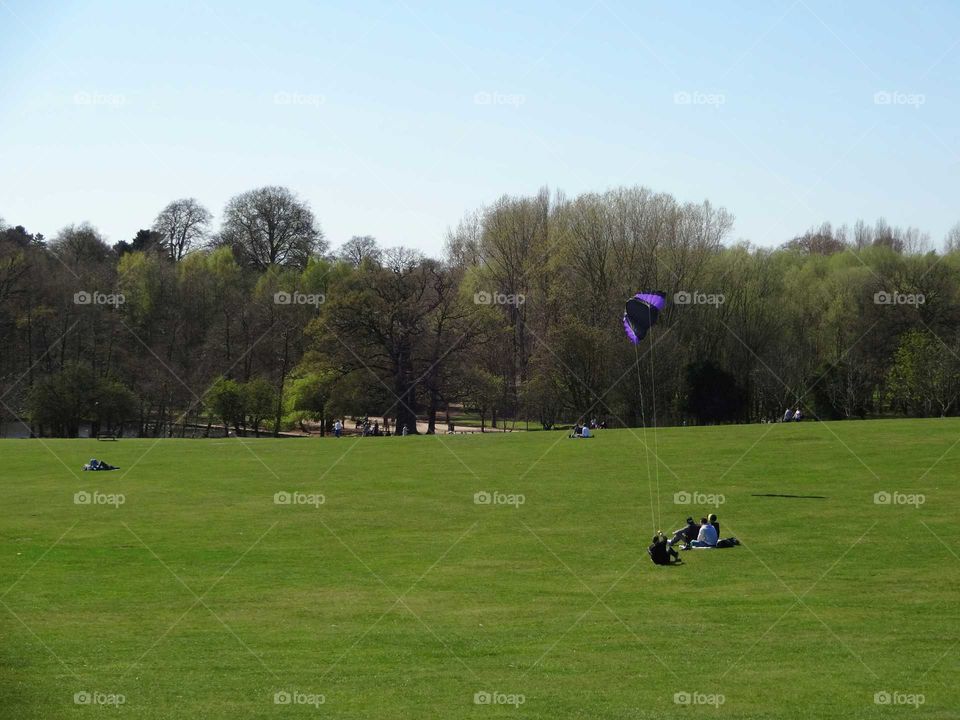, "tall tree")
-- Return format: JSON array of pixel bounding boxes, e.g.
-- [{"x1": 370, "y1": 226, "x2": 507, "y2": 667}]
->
[
  {"x1": 153, "y1": 198, "x2": 212, "y2": 261},
  {"x1": 219, "y1": 186, "x2": 325, "y2": 271}
]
